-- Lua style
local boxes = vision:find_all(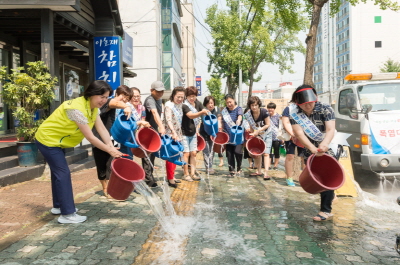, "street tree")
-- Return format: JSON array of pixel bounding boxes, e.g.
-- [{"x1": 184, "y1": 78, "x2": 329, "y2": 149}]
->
[
  {"x1": 380, "y1": 58, "x2": 400, "y2": 73},
  {"x1": 206, "y1": 0, "x2": 306, "y2": 99},
  {"x1": 270, "y1": 0, "x2": 400, "y2": 86},
  {"x1": 206, "y1": 75, "x2": 224, "y2": 107}
]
